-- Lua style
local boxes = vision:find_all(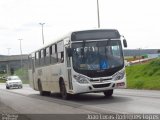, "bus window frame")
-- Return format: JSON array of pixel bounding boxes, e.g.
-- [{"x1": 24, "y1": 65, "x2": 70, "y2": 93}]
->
[
  {"x1": 45, "y1": 47, "x2": 51, "y2": 65},
  {"x1": 51, "y1": 44, "x2": 58, "y2": 64},
  {"x1": 57, "y1": 41, "x2": 64, "y2": 63}
]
